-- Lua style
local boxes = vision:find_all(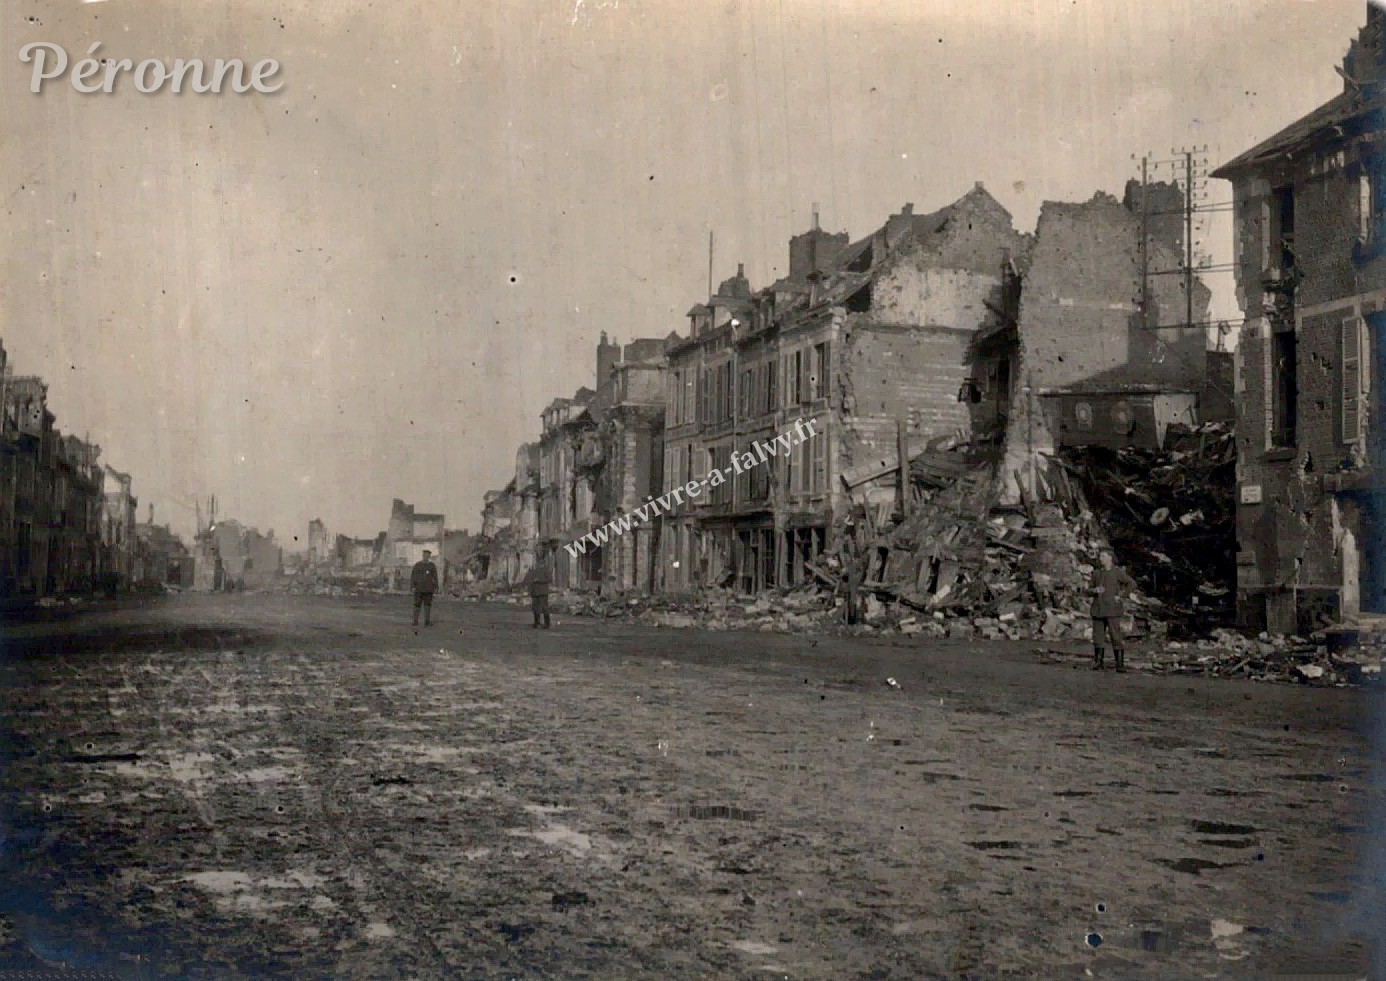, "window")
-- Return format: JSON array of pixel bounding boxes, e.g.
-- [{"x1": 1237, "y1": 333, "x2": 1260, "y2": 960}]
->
[
  {"x1": 813, "y1": 342, "x2": 830, "y2": 399},
  {"x1": 1270, "y1": 185, "x2": 1295, "y2": 271},
  {"x1": 1271, "y1": 329, "x2": 1298, "y2": 448},
  {"x1": 788, "y1": 349, "x2": 805, "y2": 405},
  {"x1": 1343, "y1": 316, "x2": 1364, "y2": 444},
  {"x1": 1359, "y1": 169, "x2": 1386, "y2": 247},
  {"x1": 766, "y1": 358, "x2": 777, "y2": 413},
  {"x1": 810, "y1": 423, "x2": 826, "y2": 491},
  {"x1": 706, "y1": 445, "x2": 732, "y2": 505}
]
